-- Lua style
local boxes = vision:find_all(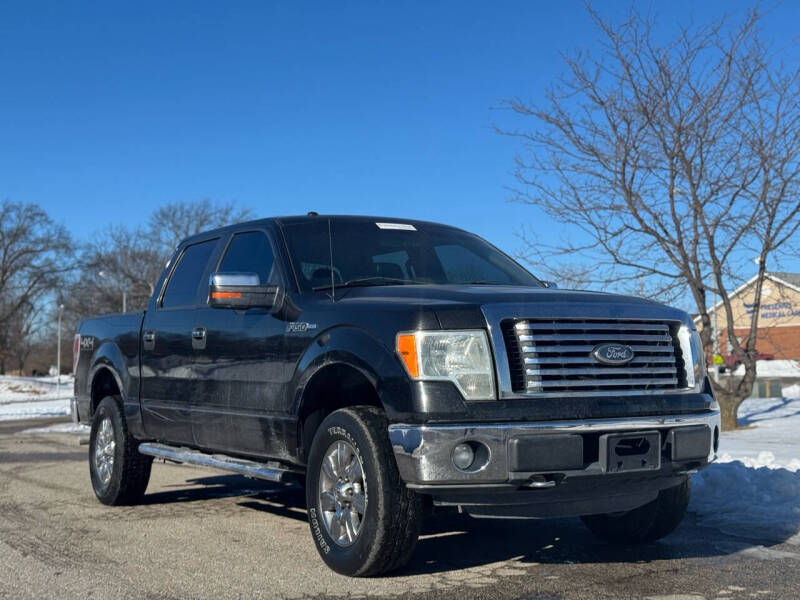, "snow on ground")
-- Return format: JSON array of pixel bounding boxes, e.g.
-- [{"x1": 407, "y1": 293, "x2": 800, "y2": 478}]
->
[
  {"x1": 0, "y1": 374, "x2": 74, "y2": 420},
  {"x1": 690, "y1": 396, "x2": 800, "y2": 545},
  {"x1": 783, "y1": 383, "x2": 800, "y2": 398},
  {"x1": 716, "y1": 396, "x2": 800, "y2": 468},
  {"x1": 0, "y1": 398, "x2": 72, "y2": 420},
  {"x1": 17, "y1": 422, "x2": 89, "y2": 435},
  {"x1": 731, "y1": 359, "x2": 800, "y2": 378},
  {"x1": 0, "y1": 374, "x2": 74, "y2": 402}
]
